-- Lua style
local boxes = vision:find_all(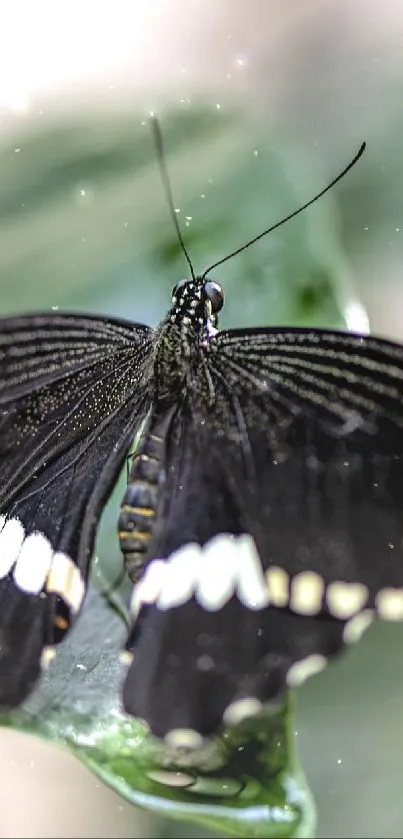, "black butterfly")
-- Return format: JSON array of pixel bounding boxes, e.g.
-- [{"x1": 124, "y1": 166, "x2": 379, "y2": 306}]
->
[{"x1": 0, "y1": 125, "x2": 401, "y2": 746}]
